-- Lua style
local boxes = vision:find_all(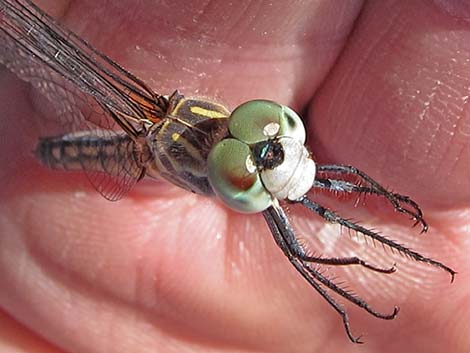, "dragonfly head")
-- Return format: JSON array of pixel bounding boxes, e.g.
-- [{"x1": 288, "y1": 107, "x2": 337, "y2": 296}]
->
[{"x1": 207, "y1": 100, "x2": 316, "y2": 213}]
